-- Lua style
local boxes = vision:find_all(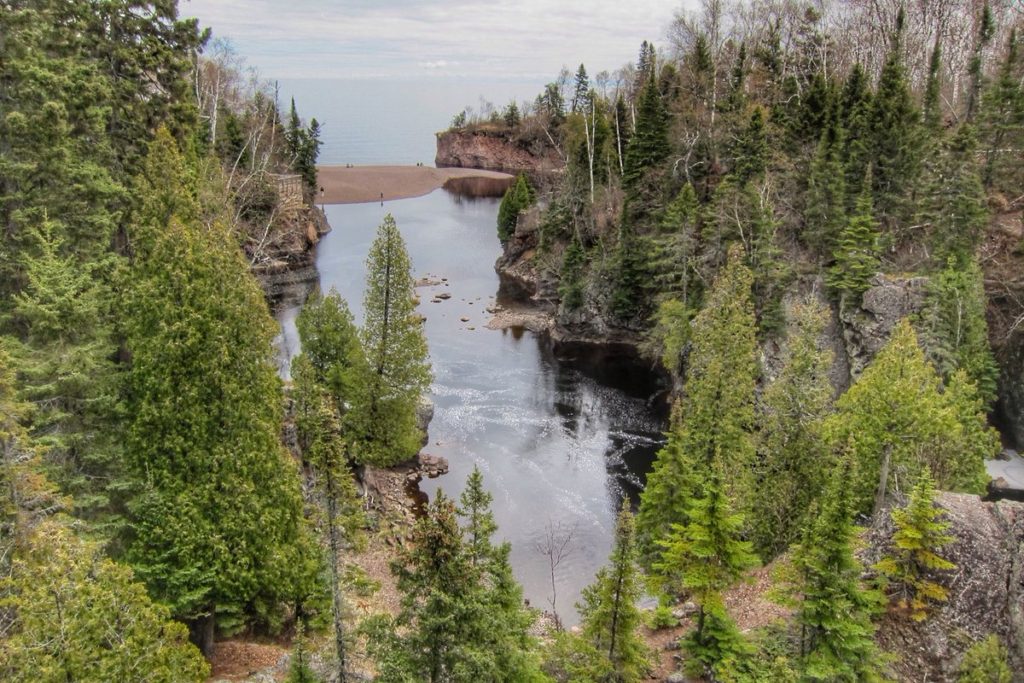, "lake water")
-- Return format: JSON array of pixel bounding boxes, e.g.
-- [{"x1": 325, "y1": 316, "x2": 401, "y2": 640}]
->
[{"x1": 274, "y1": 78, "x2": 668, "y2": 623}]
